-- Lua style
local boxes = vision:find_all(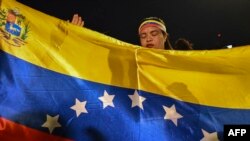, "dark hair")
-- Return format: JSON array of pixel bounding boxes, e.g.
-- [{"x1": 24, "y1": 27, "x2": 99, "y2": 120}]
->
[
  {"x1": 140, "y1": 17, "x2": 166, "y2": 25},
  {"x1": 165, "y1": 36, "x2": 173, "y2": 50},
  {"x1": 174, "y1": 38, "x2": 193, "y2": 50}
]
